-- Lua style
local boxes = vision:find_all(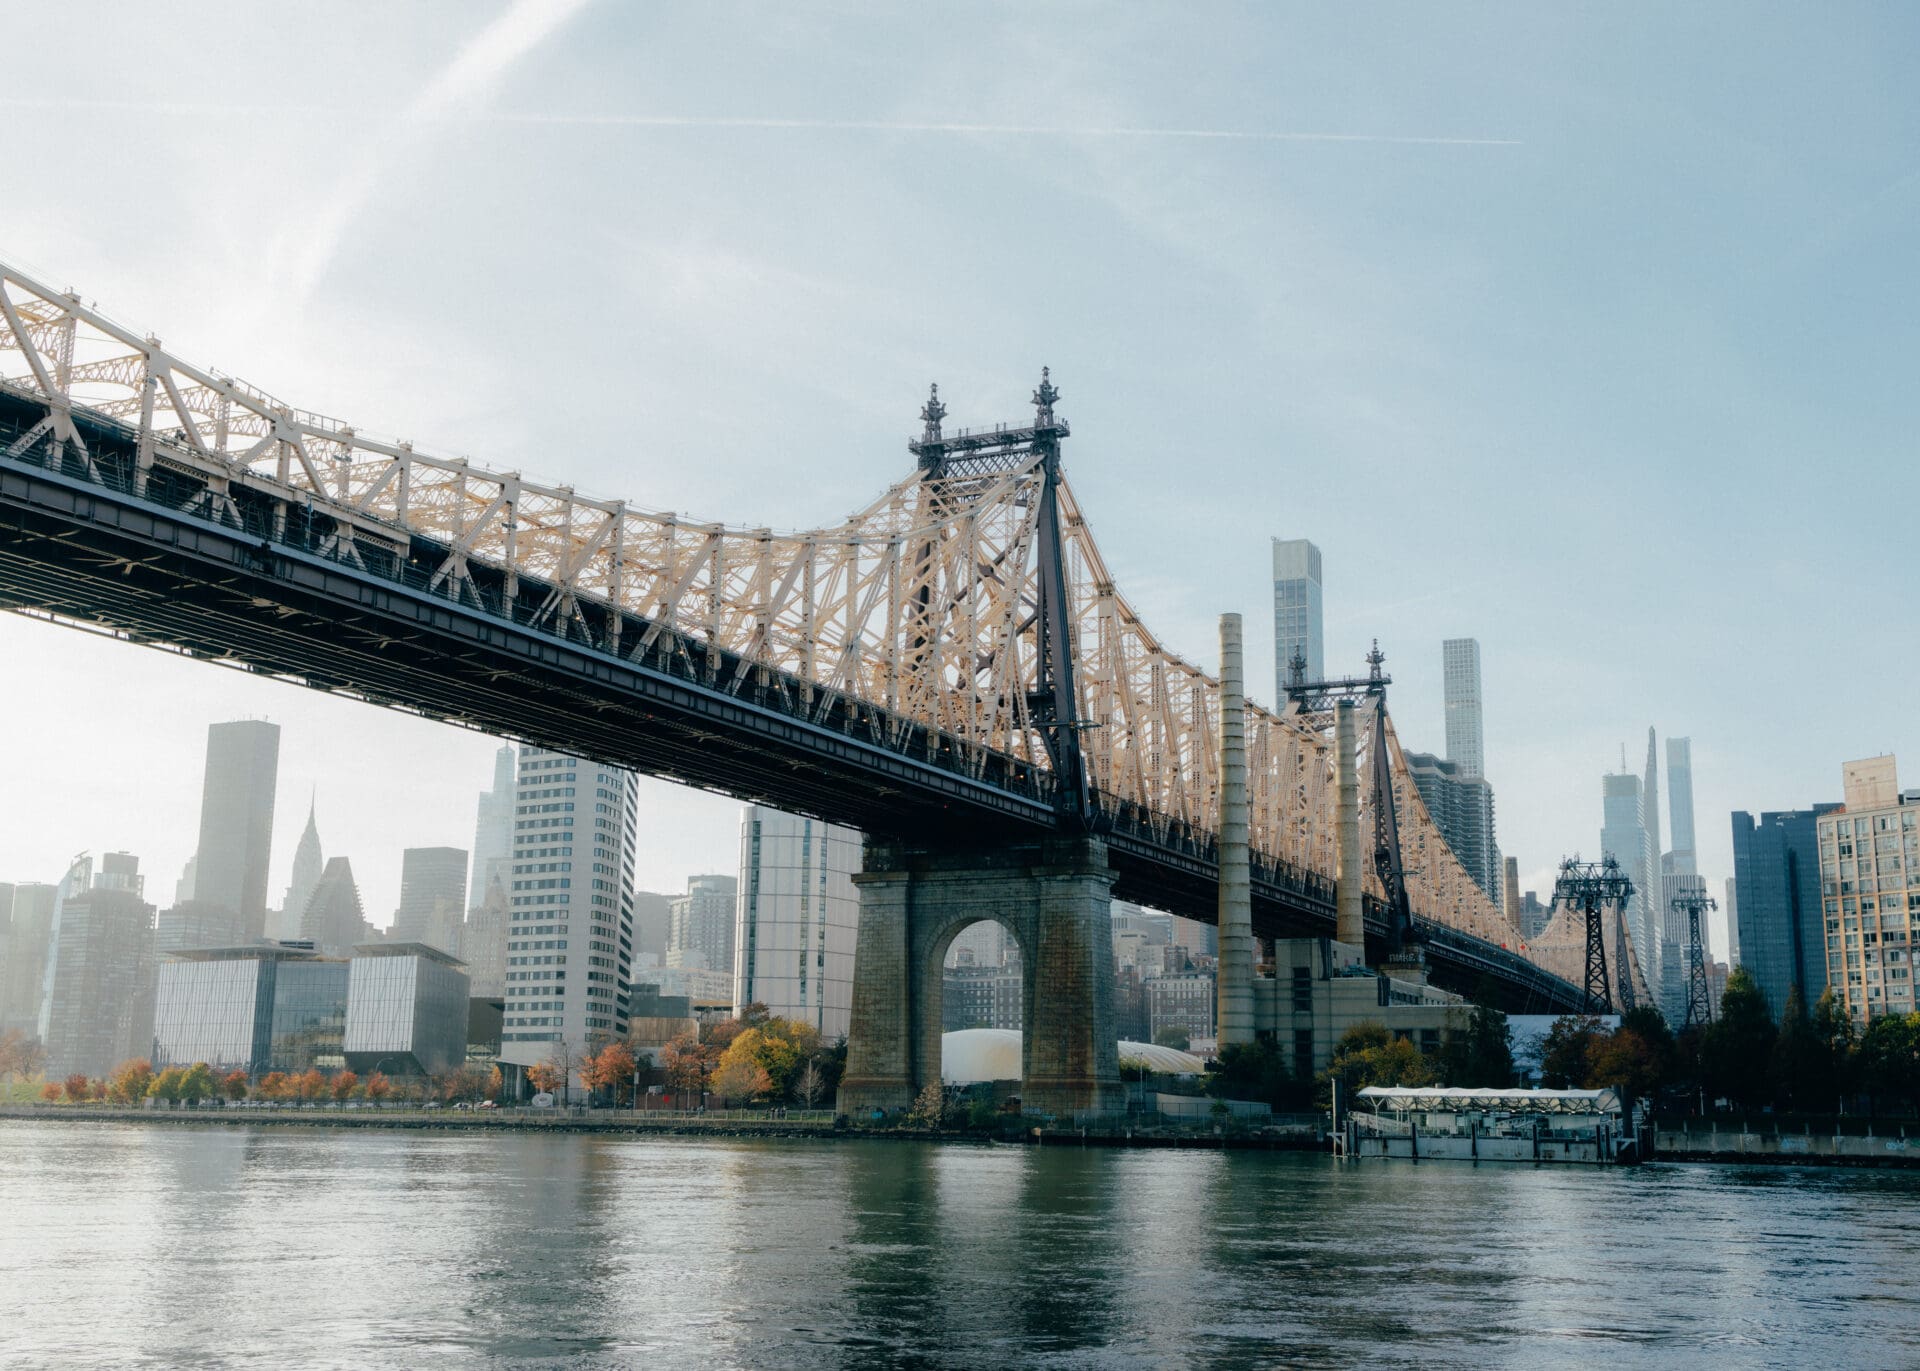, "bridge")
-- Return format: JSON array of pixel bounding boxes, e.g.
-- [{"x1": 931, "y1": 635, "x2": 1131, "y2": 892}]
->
[{"x1": 0, "y1": 260, "x2": 1637, "y2": 1112}]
